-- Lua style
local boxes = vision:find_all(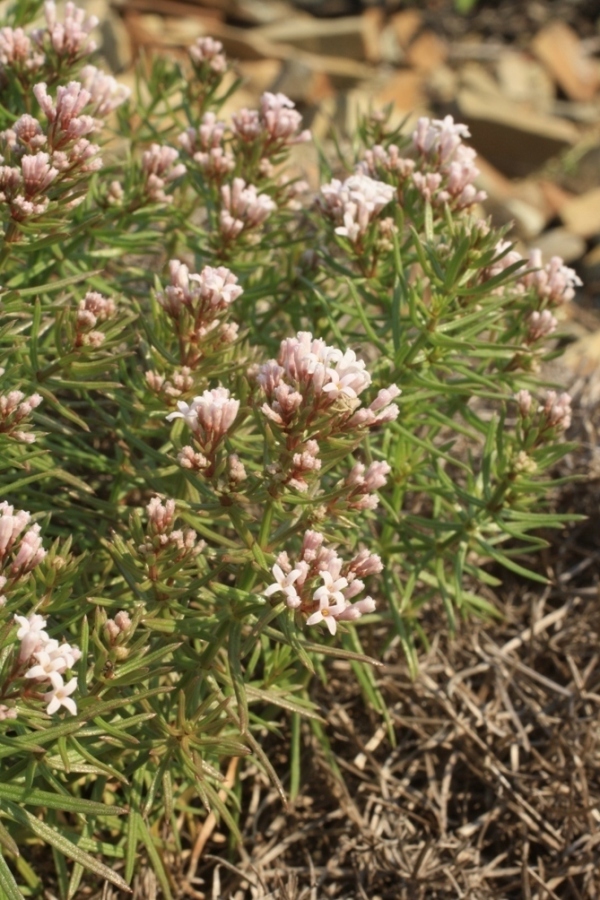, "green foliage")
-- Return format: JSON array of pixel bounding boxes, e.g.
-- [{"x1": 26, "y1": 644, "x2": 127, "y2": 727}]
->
[{"x1": 0, "y1": 0, "x2": 580, "y2": 894}]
